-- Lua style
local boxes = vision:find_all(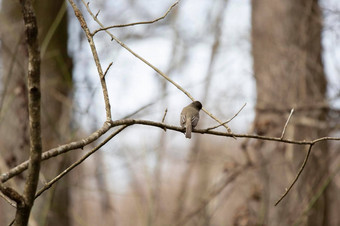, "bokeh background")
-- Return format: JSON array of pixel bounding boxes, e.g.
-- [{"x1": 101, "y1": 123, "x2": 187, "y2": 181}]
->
[{"x1": 1, "y1": 0, "x2": 340, "y2": 225}]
